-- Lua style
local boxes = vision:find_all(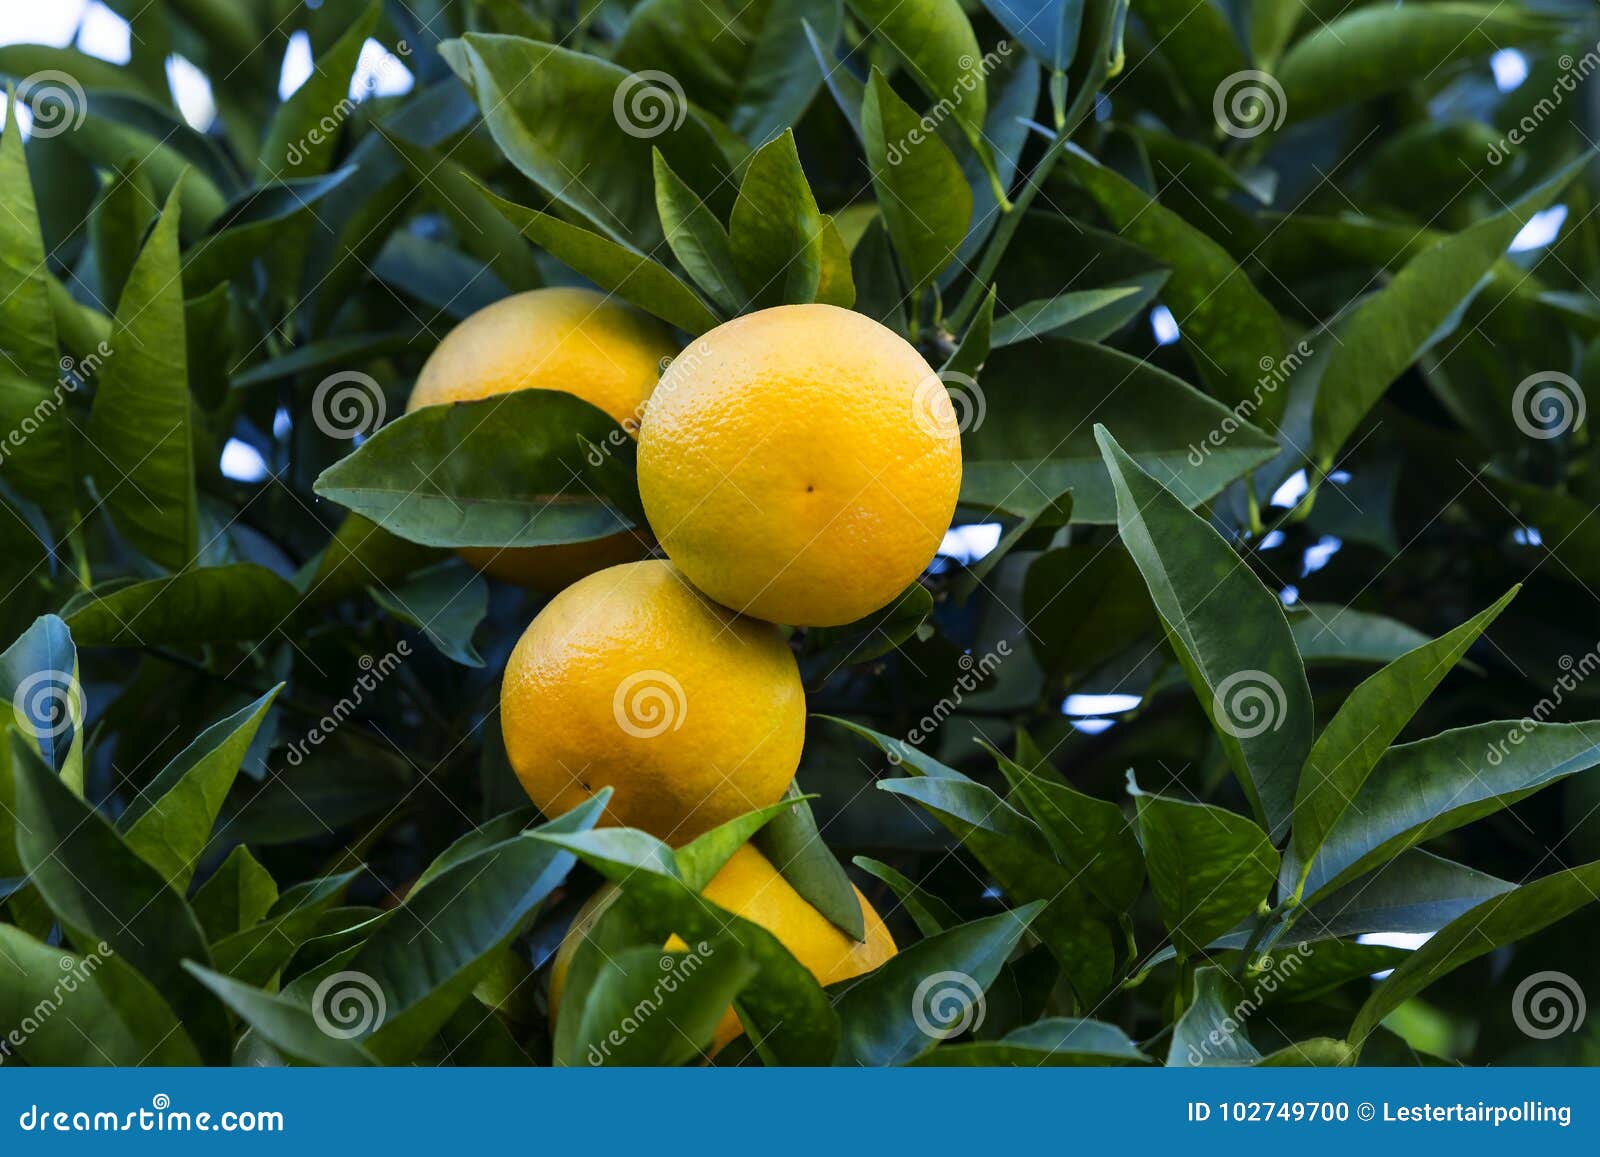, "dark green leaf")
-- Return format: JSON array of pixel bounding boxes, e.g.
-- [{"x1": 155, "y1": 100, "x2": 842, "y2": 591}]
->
[
  {"x1": 728, "y1": 131, "x2": 824, "y2": 308},
  {"x1": 752, "y1": 781, "x2": 866, "y2": 941},
  {"x1": 64, "y1": 564, "x2": 302, "y2": 646}
]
